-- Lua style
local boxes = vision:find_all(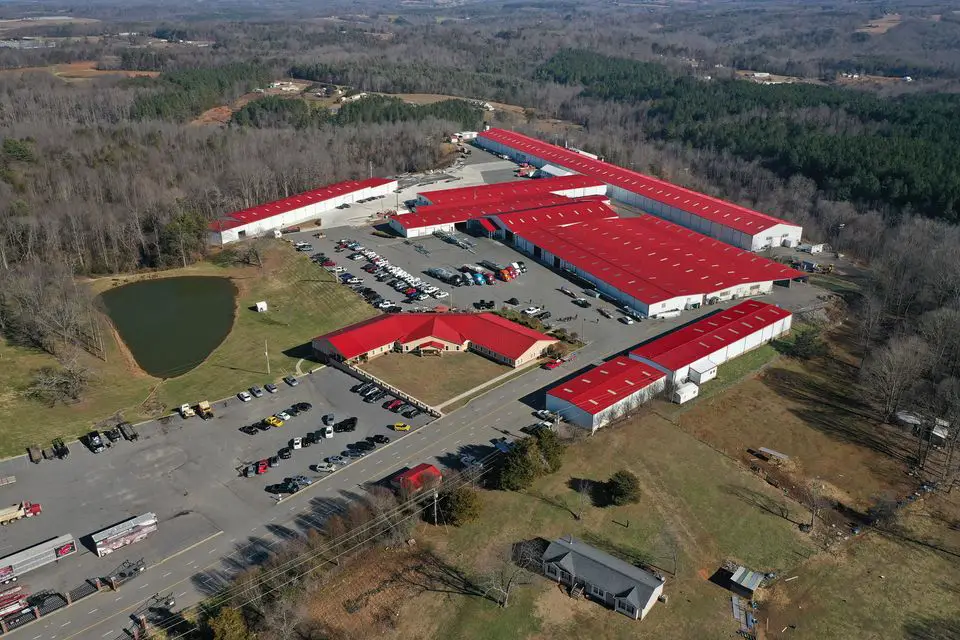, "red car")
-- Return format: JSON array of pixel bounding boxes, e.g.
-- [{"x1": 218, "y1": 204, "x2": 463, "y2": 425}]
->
[
  {"x1": 322, "y1": 259, "x2": 336, "y2": 267},
  {"x1": 256, "y1": 459, "x2": 269, "y2": 474},
  {"x1": 542, "y1": 359, "x2": 563, "y2": 370},
  {"x1": 404, "y1": 287, "x2": 418, "y2": 296},
  {"x1": 385, "y1": 398, "x2": 404, "y2": 411}
]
